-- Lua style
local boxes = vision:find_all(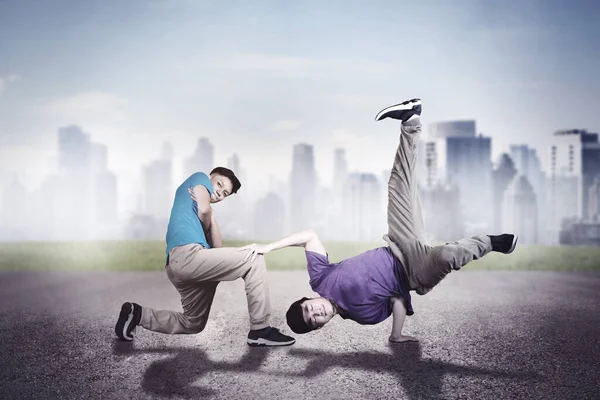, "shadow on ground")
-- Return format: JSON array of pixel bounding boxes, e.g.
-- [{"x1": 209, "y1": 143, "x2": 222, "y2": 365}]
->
[
  {"x1": 112, "y1": 341, "x2": 272, "y2": 398},
  {"x1": 112, "y1": 340, "x2": 539, "y2": 400}
]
